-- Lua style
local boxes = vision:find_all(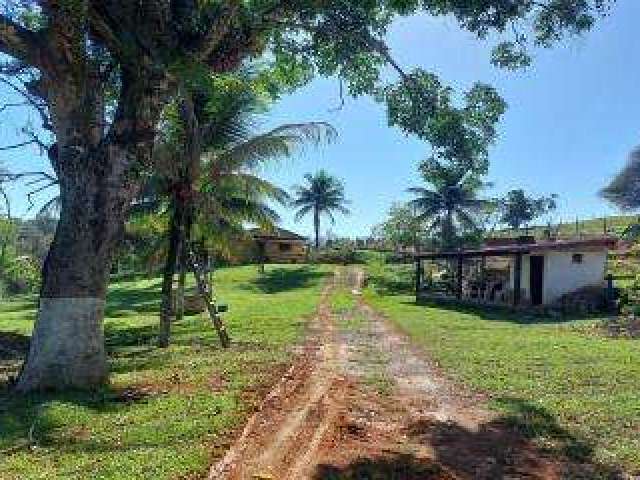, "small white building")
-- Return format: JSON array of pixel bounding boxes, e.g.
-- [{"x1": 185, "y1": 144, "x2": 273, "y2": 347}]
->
[
  {"x1": 416, "y1": 237, "x2": 617, "y2": 308},
  {"x1": 505, "y1": 238, "x2": 615, "y2": 306}
]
